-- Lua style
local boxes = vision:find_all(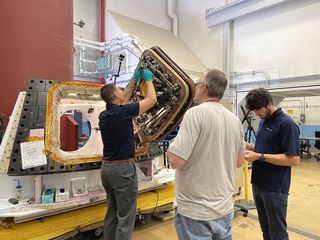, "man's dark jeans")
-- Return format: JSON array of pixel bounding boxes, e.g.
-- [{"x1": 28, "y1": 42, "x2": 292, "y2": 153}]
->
[
  {"x1": 101, "y1": 162, "x2": 138, "y2": 240},
  {"x1": 252, "y1": 184, "x2": 289, "y2": 240}
]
